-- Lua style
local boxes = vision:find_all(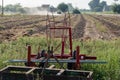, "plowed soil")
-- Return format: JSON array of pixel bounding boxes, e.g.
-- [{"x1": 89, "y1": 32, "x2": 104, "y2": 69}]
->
[{"x1": 0, "y1": 14, "x2": 120, "y2": 42}]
